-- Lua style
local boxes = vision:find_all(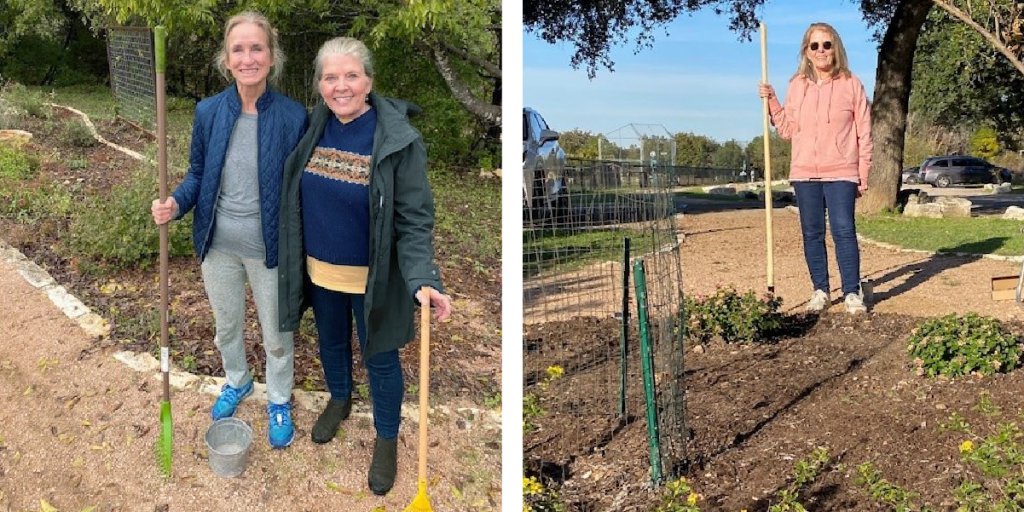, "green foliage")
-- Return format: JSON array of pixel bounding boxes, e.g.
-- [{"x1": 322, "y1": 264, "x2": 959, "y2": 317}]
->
[
  {"x1": 683, "y1": 287, "x2": 784, "y2": 344},
  {"x1": 910, "y1": 7, "x2": 1024, "y2": 143},
  {"x1": 745, "y1": 131, "x2": 792, "y2": 179},
  {"x1": 856, "y1": 461, "x2": 935, "y2": 512},
  {"x1": 673, "y1": 132, "x2": 719, "y2": 168},
  {"x1": 63, "y1": 118, "x2": 95, "y2": 147},
  {"x1": 768, "y1": 447, "x2": 830, "y2": 512},
  {"x1": 653, "y1": 477, "x2": 702, "y2": 512},
  {"x1": 523, "y1": 475, "x2": 566, "y2": 512},
  {"x1": 970, "y1": 127, "x2": 1003, "y2": 159},
  {"x1": 906, "y1": 313, "x2": 1023, "y2": 378},
  {"x1": 0, "y1": 144, "x2": 71, "y2": 223},
  {"x1": 0, "y1": 143, "x2": 39, "y2": 180},
  {"x1": 4, "y1": 82, "x2": 50, "y2": 118},
  {"x1": 63, "y1": 163, "x2": 192, "y2": 271},
  {"x1": 559, "y1": 129, "x2": 608, "y2": 160},
  {"x1": 862, "y1": 395, "x2": 1024, "y2": 511},
  {"x1": 711, "y1": 140, "x2": 745, "y2": 169},
  {"x1": 522, "y1": 392, "x2": 543, "y2": 433}
]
